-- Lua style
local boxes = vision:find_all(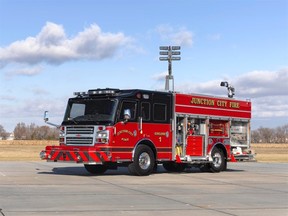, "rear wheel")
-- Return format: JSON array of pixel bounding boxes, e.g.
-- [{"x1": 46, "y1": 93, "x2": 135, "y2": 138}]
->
[
  {"x1": 128, "y1": 145, "x2": 155, "y2": 176},
  {"x1": 84, "y1": 164, "x2": 107, "y2": 174},
  {"x1": 210, "y1": 148, "x2": 225, "y2": 172}
]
